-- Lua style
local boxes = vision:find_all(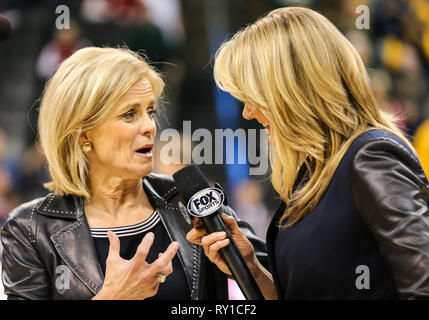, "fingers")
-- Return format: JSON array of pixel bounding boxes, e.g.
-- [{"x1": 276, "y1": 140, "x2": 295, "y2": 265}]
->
[
  {"x1": 186, "y1": 226, "x2": 207, "y2": 245},
  {"x1": 151, "y1": 243, "x2": 179, "y2": 286},
  {"x1": 134, "y1": 242, "x2": 178, "y2": 296},
  {"x1": 157, "y1": 253, "x2": 174, "y2": 277},
  {"x1": 132, "y1": 232, "x2": 155, "y2": 266},
  {"x1": 201, "y1": 231, "x2": 228, "y2": 257},
  {"x1": 151, "y1": 241, "x2": 179, "y2": 273},
  {"x1": 207, "y1": 238, "x2": 230, "y2": 259},
  {"x1": 221, "y1": 213, "x2": 240, "y2": 233},
  {"x1": 106, "y1": 231, "x2": 120, "y2": 261},
  {"x1": 187, "y1": 213, "x2": 237, "y2": 246},
  {"x1": 142, "y1": 243, "x2": 178, "y2": 289},
  {"x1": 191, "y1": 217, "x2": 204, "y2": 228}
]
